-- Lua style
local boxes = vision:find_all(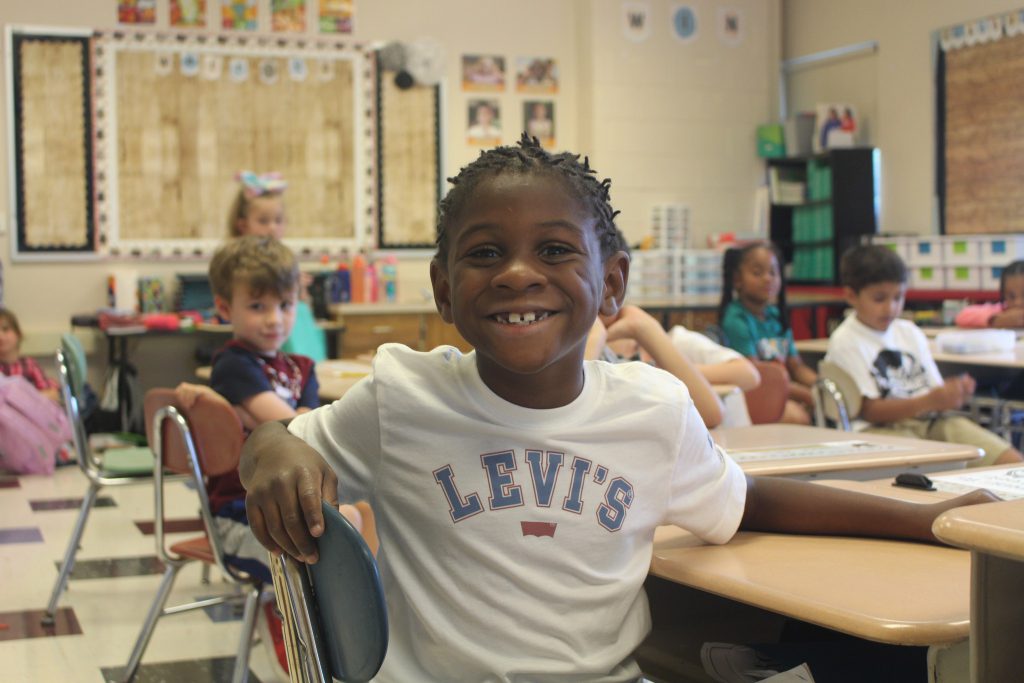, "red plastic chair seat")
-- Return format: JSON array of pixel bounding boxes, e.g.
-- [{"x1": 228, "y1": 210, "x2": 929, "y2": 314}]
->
[{"x1": 170, "y1": 535, "x2": 215, "y2": 564}]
